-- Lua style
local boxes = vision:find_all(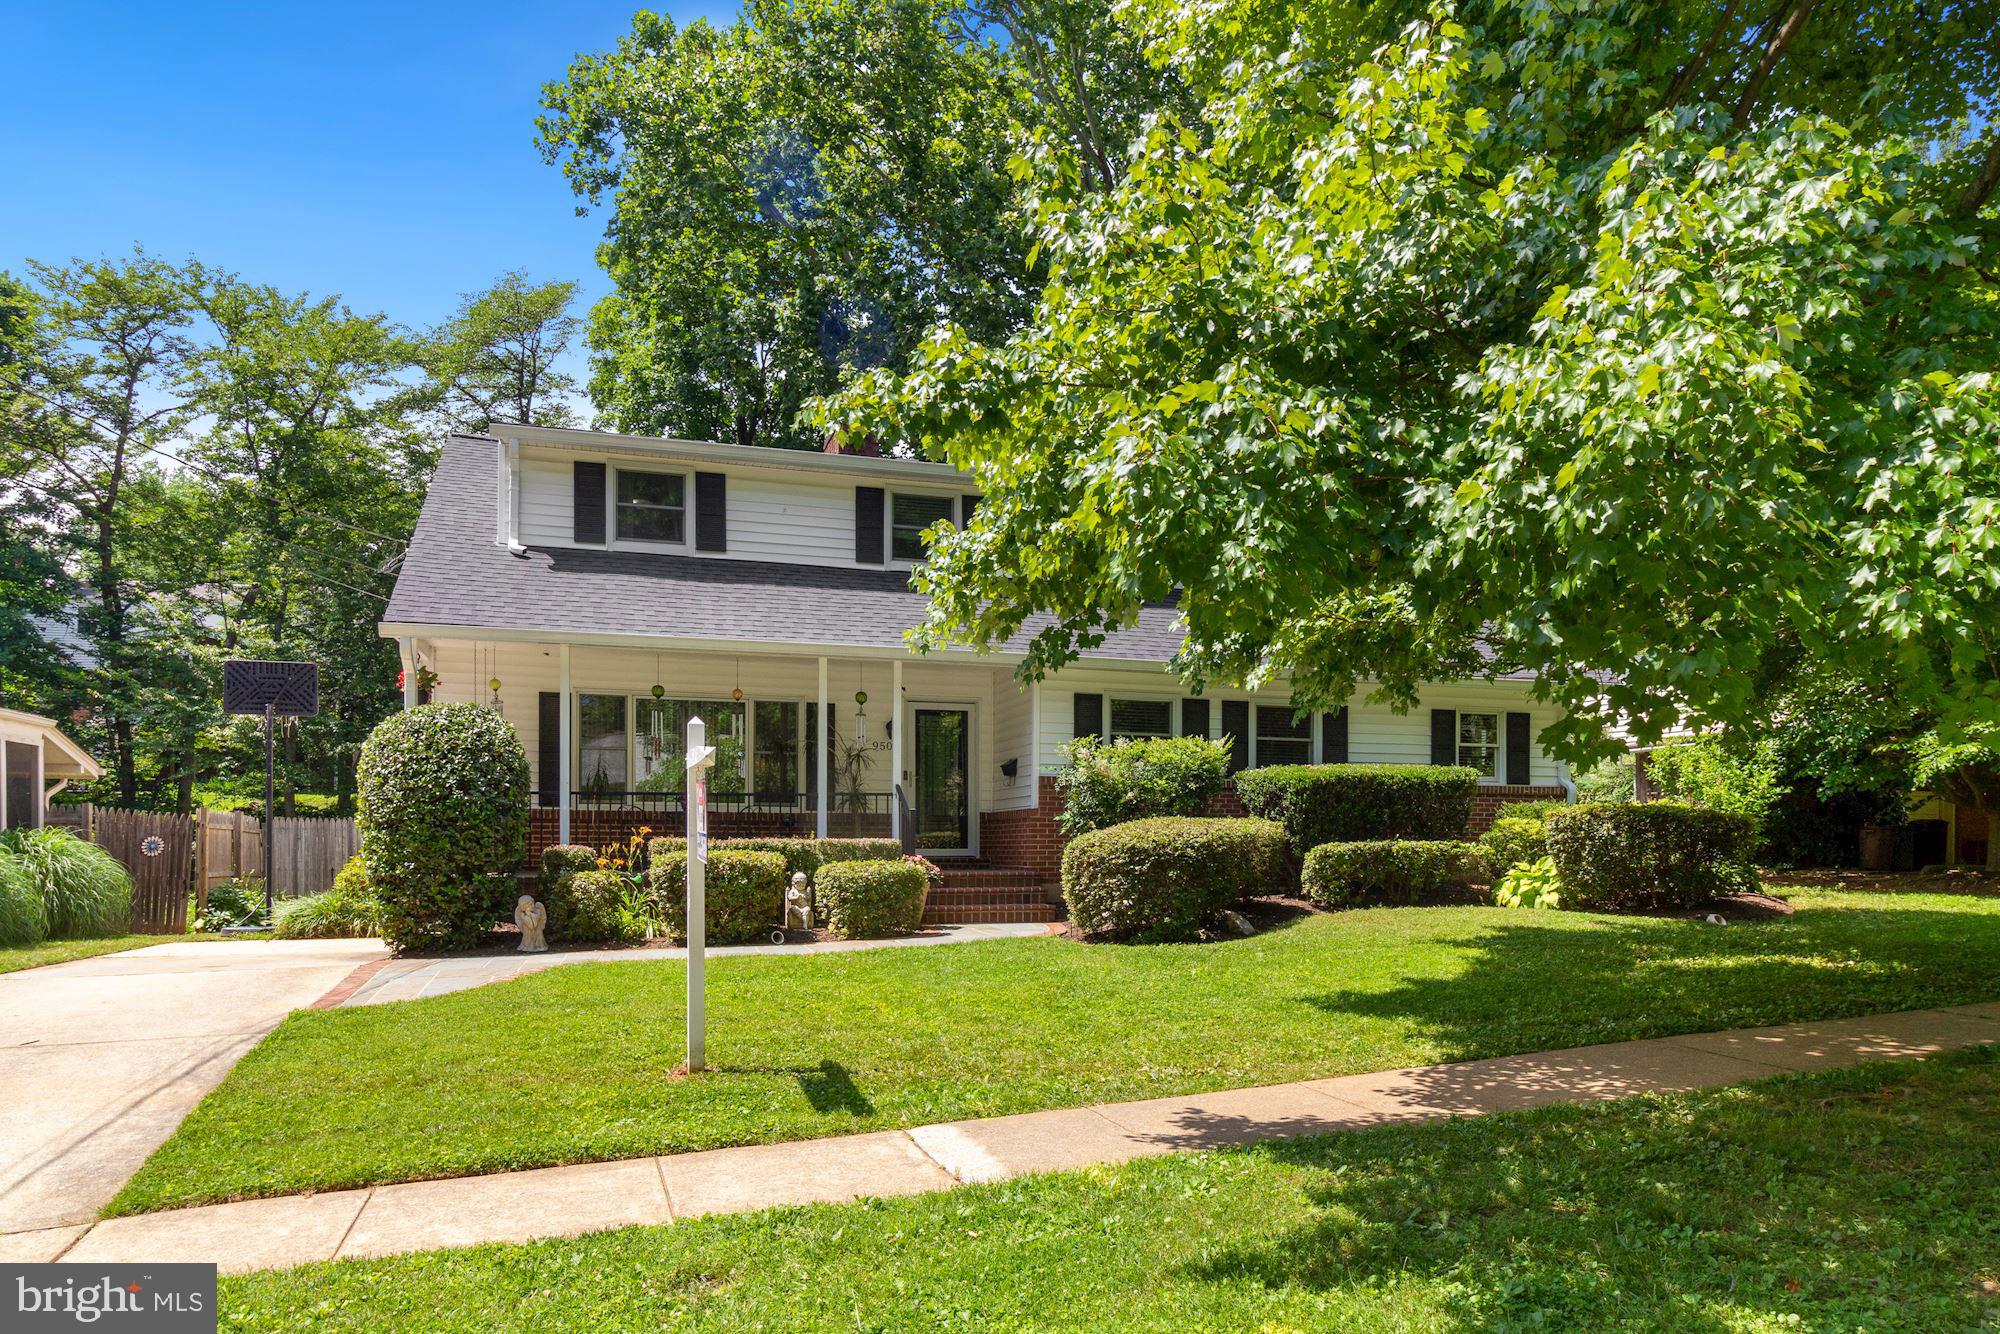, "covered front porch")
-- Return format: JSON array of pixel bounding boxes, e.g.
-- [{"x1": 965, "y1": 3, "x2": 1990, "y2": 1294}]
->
[{"x1": 394, "y1": 635, "x2": 1042, "y2": 863}]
